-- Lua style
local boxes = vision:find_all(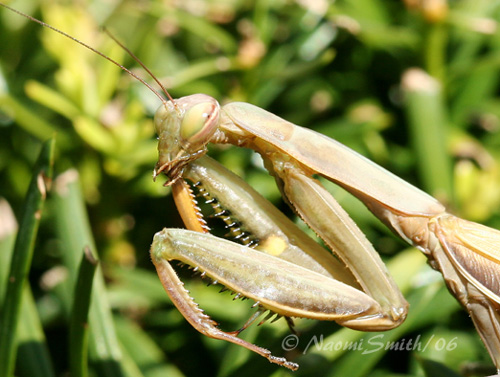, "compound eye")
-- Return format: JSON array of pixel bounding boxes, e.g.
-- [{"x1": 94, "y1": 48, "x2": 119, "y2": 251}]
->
[{"x1": 180, "y1": 102, "x2": 219, "y2": 147}]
